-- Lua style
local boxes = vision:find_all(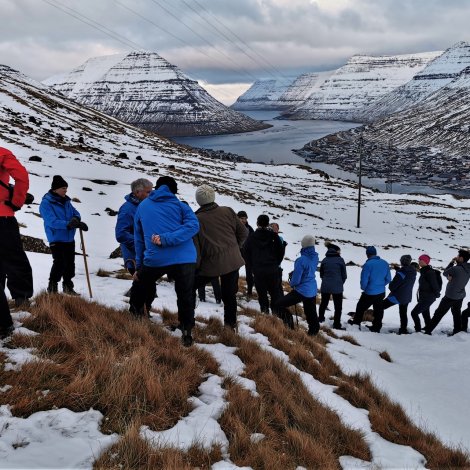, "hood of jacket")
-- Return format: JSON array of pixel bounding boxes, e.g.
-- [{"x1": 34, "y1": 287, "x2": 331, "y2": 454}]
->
[
  {"x1": 196, "y1": 202, "x2": 218, "y2": 215},
  {"x1": 325, "y1": 247, "x2": 340, "y2": 258},
  {"x1": 124, "y1": 193, "x2": 140, "y2": 205},
  {"x1": 301, "y1": 246, "x2": 318, "y2": 260},
  {"x1": 148, "y1": 185, "x2": 178, "y2": 203},
  {"x1": 44, "y1": 190, "x2": 71, "y2": 204}
]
